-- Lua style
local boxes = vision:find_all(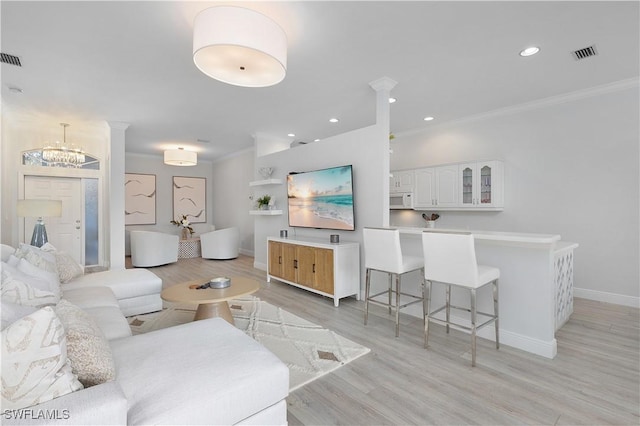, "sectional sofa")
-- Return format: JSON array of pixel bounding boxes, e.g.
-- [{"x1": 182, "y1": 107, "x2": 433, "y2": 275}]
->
[{"x1": 1, "y1": 244, "x2": 289, "y2": 425}]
